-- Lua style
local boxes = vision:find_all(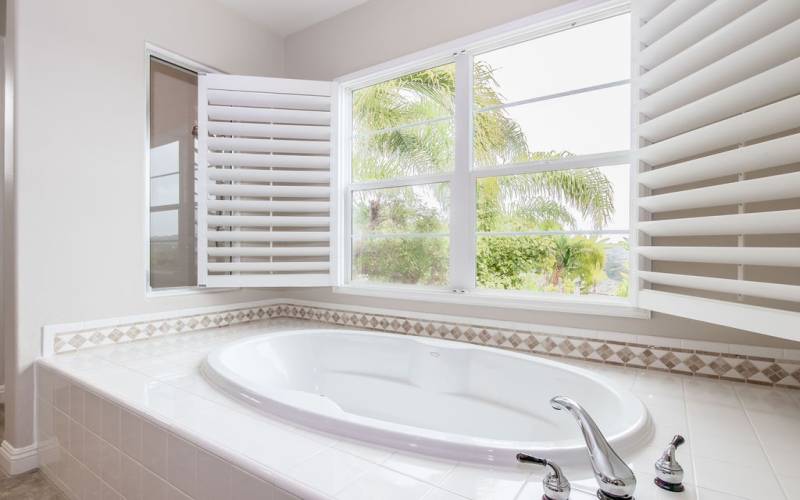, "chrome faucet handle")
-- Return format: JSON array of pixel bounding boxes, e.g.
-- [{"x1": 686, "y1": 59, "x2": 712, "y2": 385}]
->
[
  {"x1": 550, "y1": 396, "x2": 636, "y2": 500},
  {"x1": 517, "y1": 453, "x2": 571, "y2": 500},
  {"x1": 654, "y1": 435, "x2": 686, "y2": 492}
]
